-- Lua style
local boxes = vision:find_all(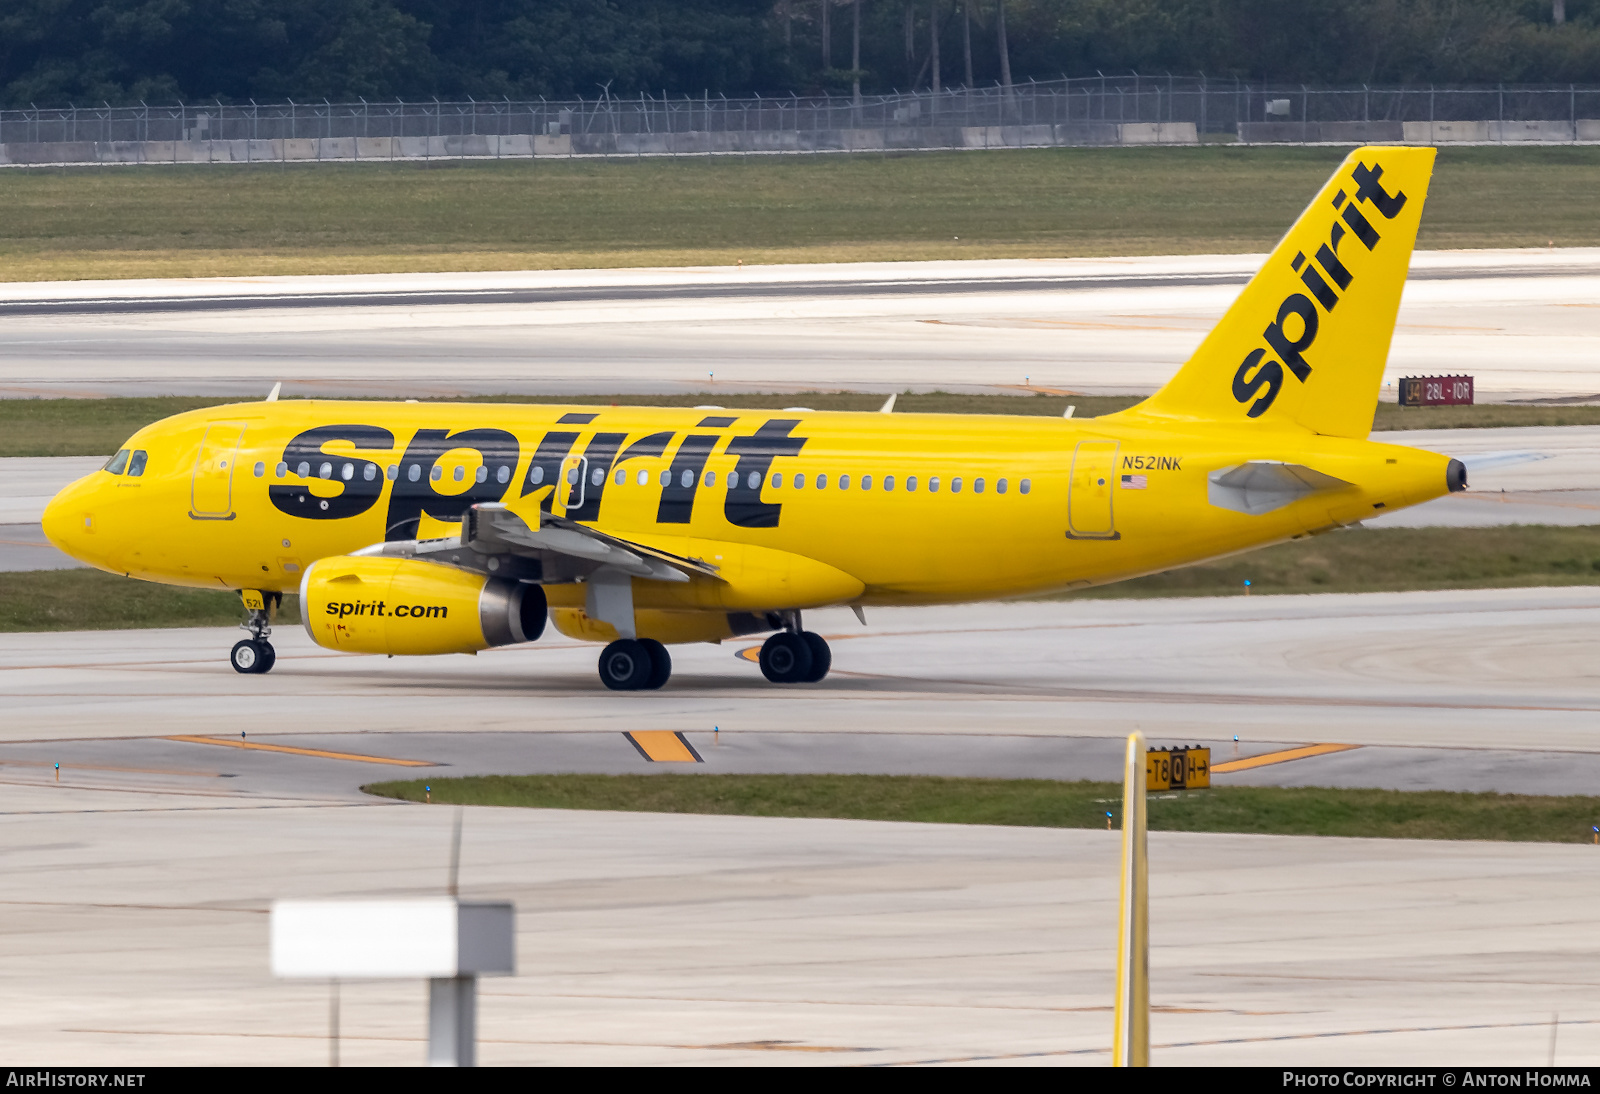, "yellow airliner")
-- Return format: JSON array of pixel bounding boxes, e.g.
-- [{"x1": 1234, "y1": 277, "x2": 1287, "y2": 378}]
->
[{"x1": 43, "y1": 146, "x2": 1460, "y2": 690}]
